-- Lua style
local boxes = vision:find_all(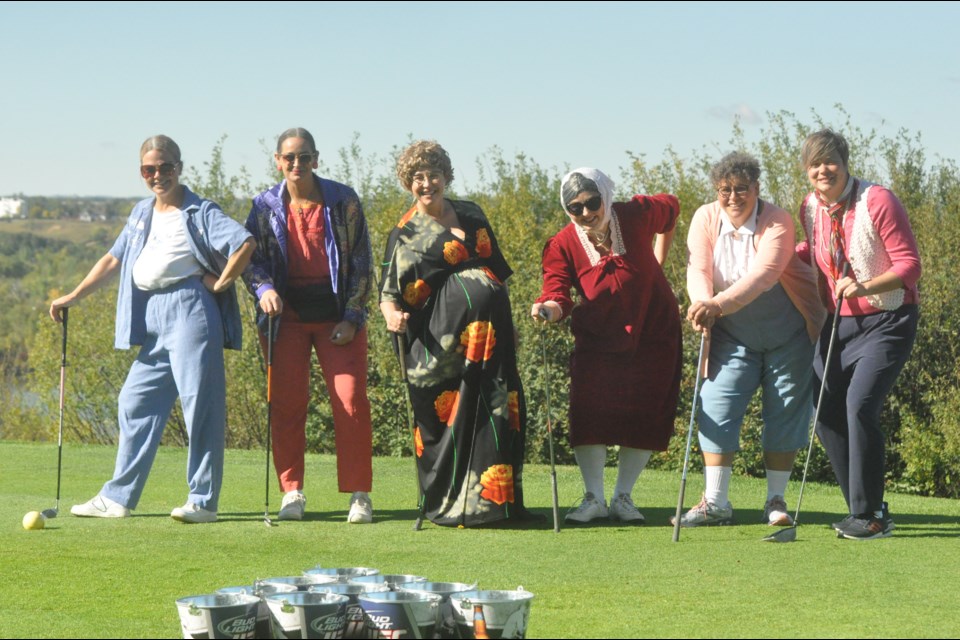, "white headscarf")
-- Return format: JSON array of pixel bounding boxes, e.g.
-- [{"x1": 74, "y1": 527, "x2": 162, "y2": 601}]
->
[{"x1": 560, "y1": 167, "x2": 615, "y2": 228}]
